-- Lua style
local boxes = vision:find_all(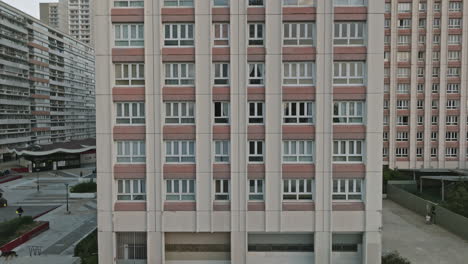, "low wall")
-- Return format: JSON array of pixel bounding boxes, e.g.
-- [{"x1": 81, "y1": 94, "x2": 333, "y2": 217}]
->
[
  {"x1": 69, "y1": 192, "x2": 96, "y2": 199},
  {"x1": 0, "y1": 221, "x2": 49, "y2": 252},
  {"x1": 388, "y1": 184, "x2": 468, "y2": 241}
]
